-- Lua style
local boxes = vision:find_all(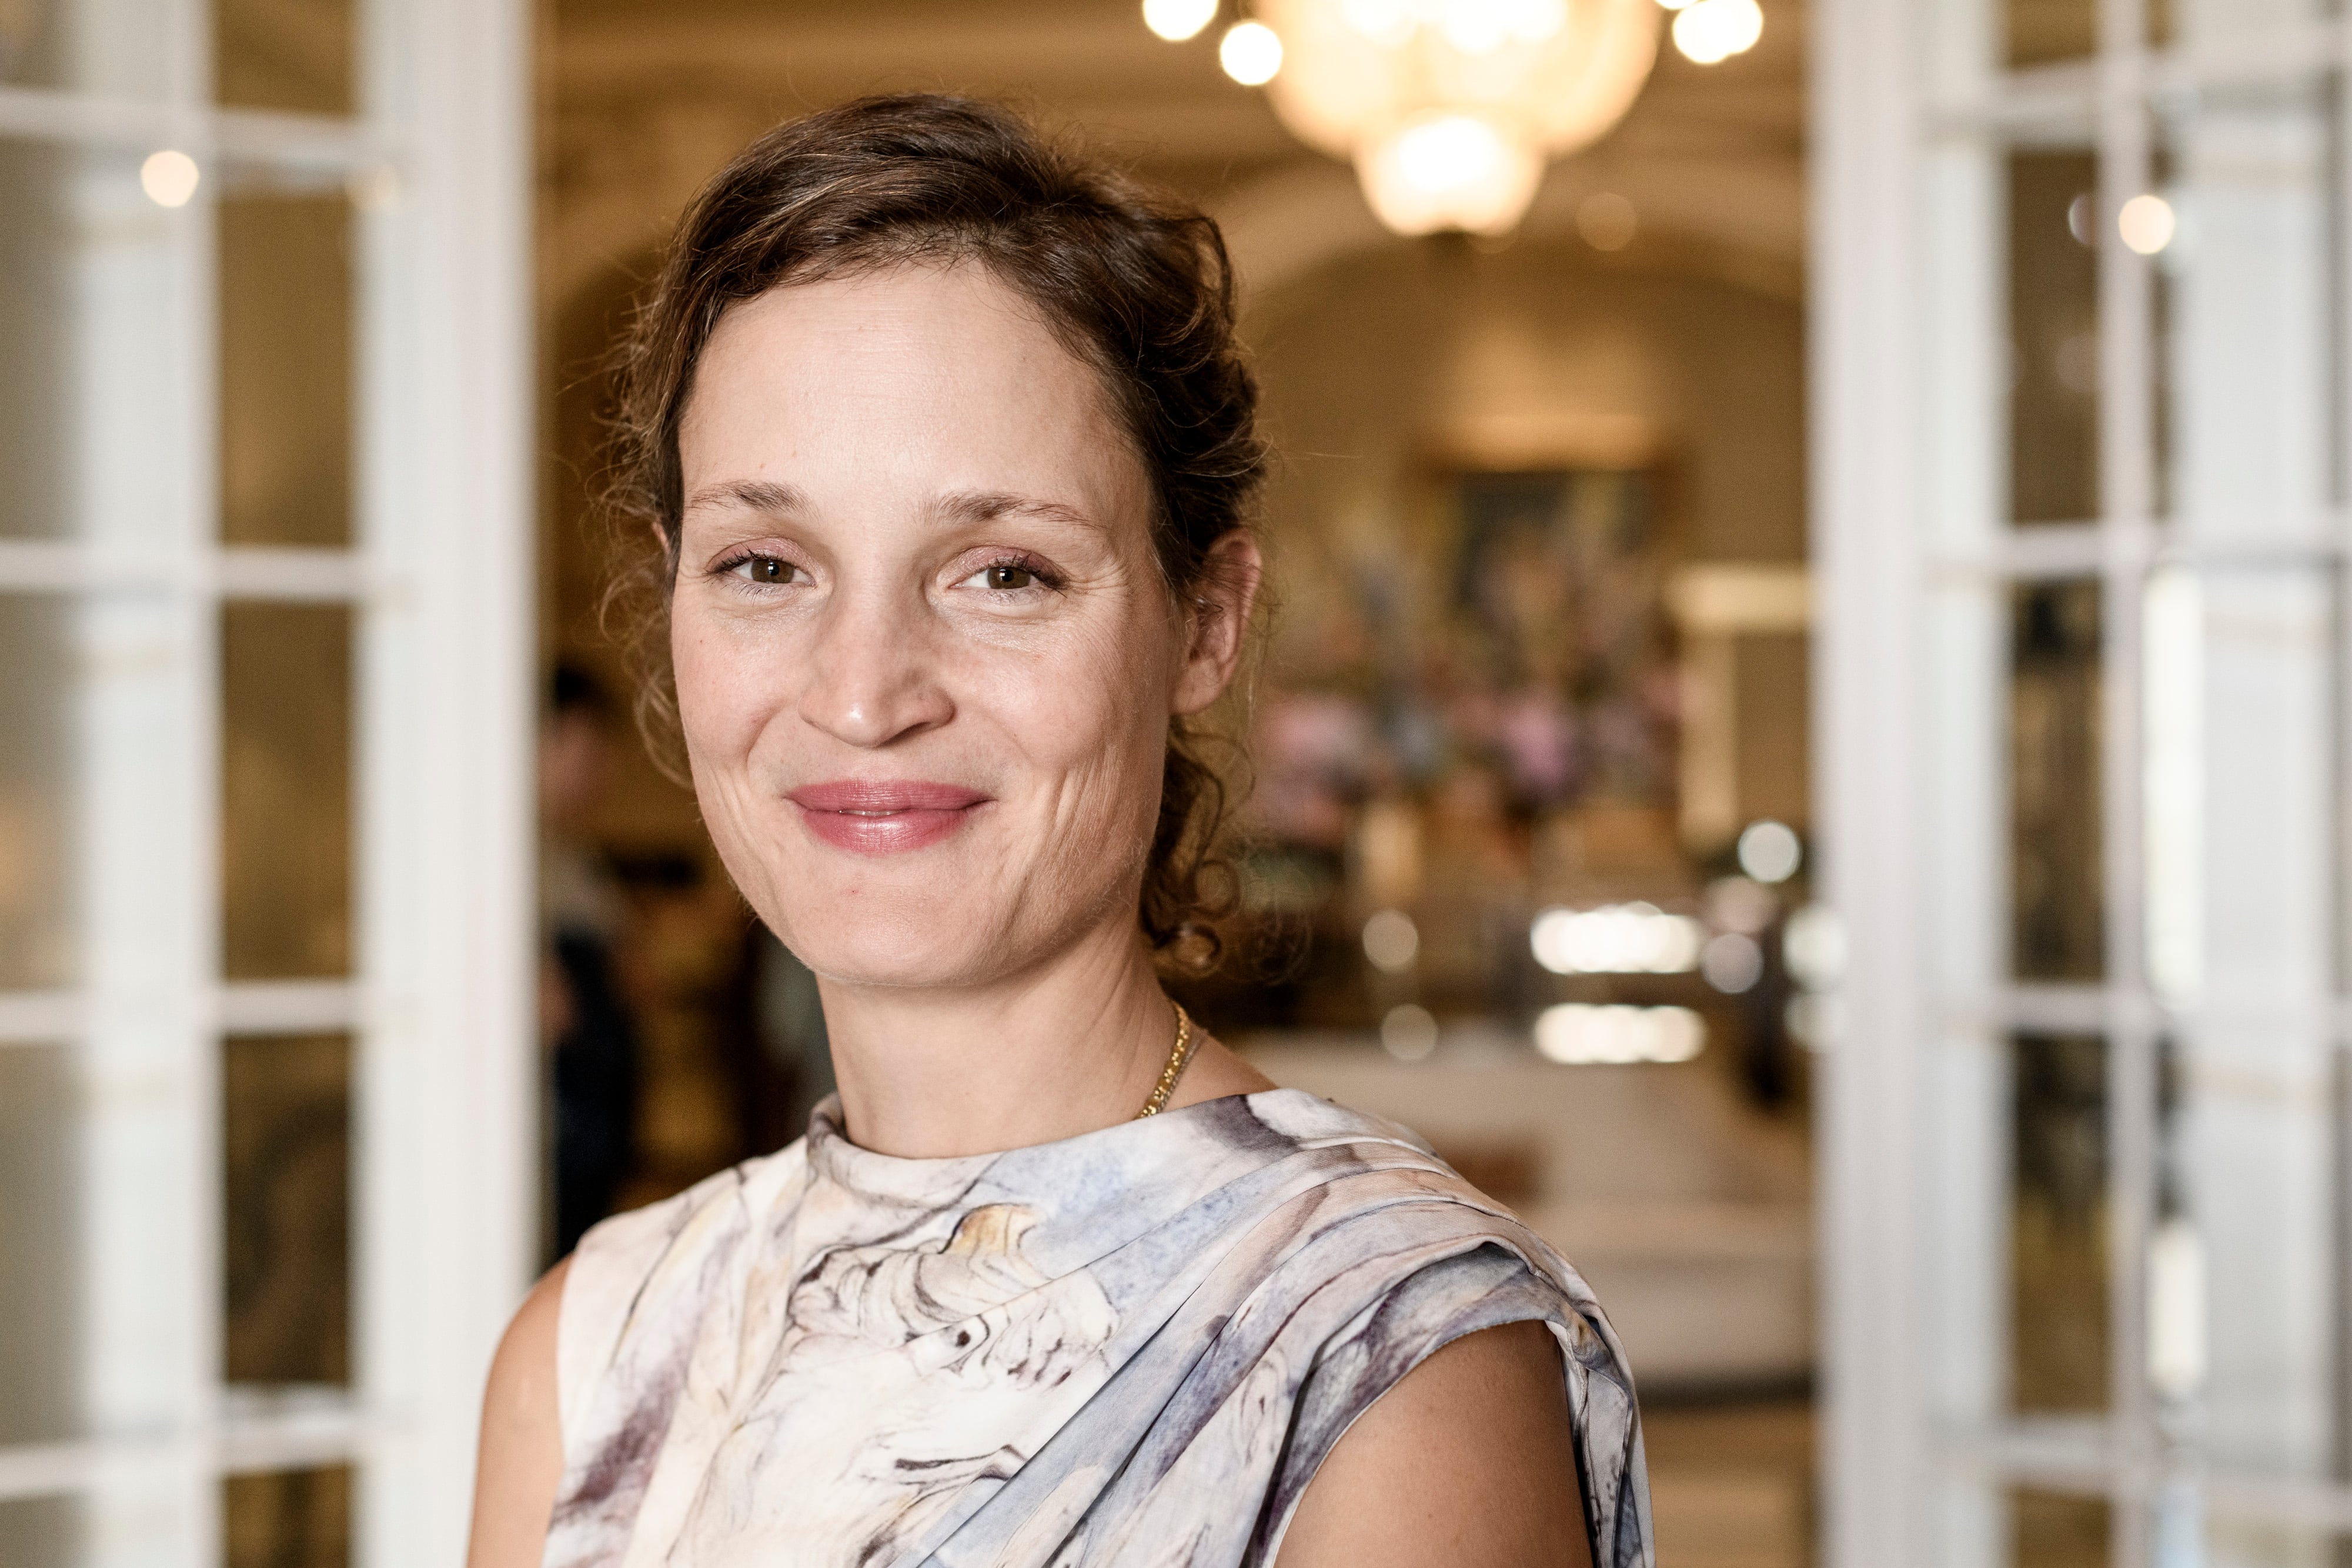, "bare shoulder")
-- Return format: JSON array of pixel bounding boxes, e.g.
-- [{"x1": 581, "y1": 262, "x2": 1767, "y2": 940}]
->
[
  {"x1": 1275, "y1": 1319, "x2": 1592, "y2": 1568},
  {"x1": 465, "y1": 1256, "x2": 572, "y2": 1568}
]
